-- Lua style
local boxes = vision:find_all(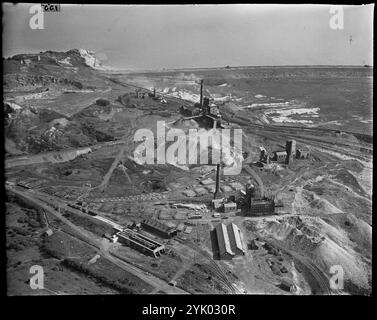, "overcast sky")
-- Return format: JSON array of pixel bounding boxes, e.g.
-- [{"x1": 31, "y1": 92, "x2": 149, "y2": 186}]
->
[{"x1": 2, "y1": 4, "x2": 374, "y2": 70}]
